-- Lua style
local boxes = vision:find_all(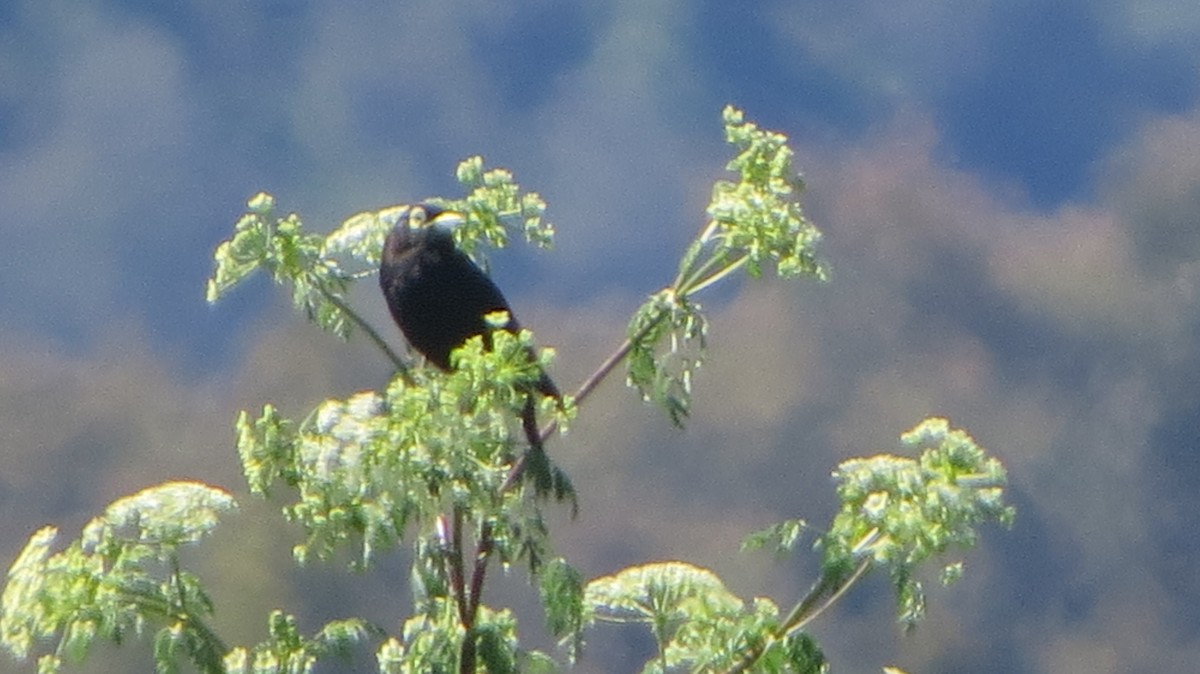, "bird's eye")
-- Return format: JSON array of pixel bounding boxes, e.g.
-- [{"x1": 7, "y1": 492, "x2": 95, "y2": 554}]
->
[{"x1": 408, "y1": 206, "x2": 427, "y2": 227}]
